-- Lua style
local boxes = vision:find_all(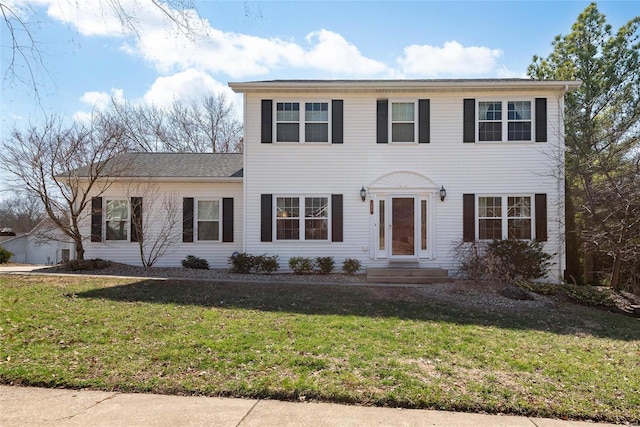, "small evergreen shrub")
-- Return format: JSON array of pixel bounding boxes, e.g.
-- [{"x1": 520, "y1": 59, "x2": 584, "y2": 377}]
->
[
  {"x1": 315, "y1": 256, "x2": 335, "y2": 275},
  {"x1": 254, "y1": 254, "x2": 279, "y2": 274},
  {"x1": 452, "y1": 239, "x2": 553, "y2": 283},
  {"x1": 64, "y1": 258, "x2": 112, "y2": 271},
  {"x1": 289, "y1": 256, "x2": 315, "y2": 274},
  {"x1": 342, "y1": 258, "x2": 361, "y2": 275},
  {"x1": 486, "y1": 239, "x2": 554, "y2": 282},
  {"x1": 228, "y1": 252, "x2": 257, "y2": 273},
  {"x1": 0, "y1": 247, "x2": 13, "y2": 264},
  {"x1": 181, "y1": 255, "x2": 209, "y2": 270}
]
